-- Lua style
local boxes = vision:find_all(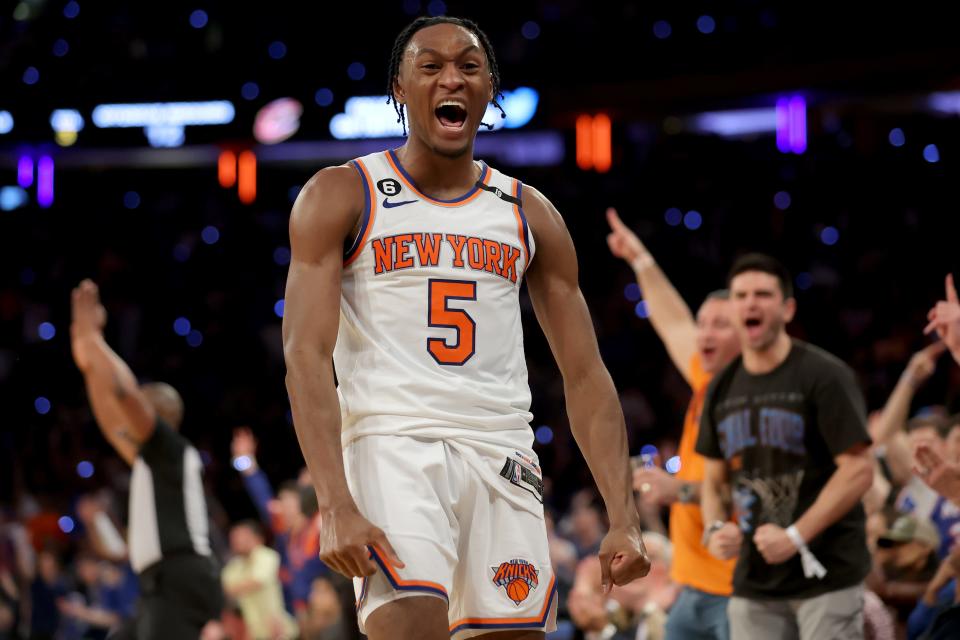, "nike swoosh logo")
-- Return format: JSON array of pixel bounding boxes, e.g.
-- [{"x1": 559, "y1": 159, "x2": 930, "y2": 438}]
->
[{"x1": 382, "y1": 198, "x2": 417, "y2": 209}]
